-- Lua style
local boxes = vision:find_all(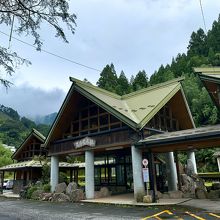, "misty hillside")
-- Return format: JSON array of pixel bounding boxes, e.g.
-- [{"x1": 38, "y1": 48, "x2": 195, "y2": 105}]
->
[
  {"x1": 0, "y1": 104, "x2": 51, "y2": 148},
  {"x1": 33, "y1": 112, "x2": 57, "y2": 125}
]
